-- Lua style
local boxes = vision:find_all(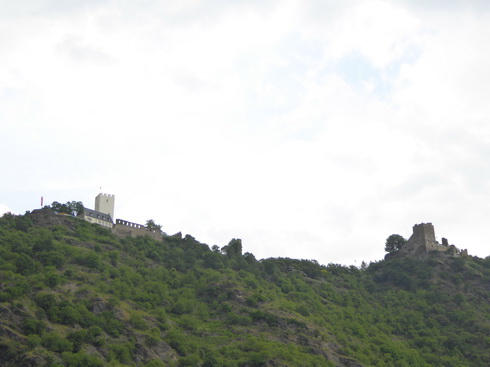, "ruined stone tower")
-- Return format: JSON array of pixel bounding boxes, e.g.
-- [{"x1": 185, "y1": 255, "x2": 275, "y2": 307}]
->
[
  {"x1": 408, "y1": 223, "x2": 437, "y2": 248},
  {"x1": 400, "y1": 223, "x2": 443, "y2": 259}
]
